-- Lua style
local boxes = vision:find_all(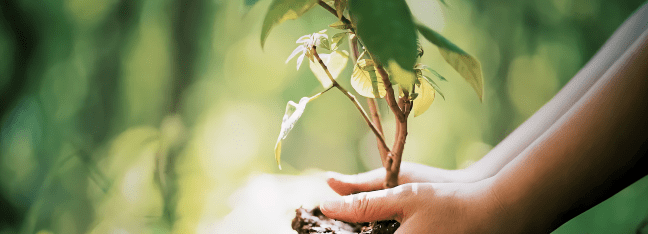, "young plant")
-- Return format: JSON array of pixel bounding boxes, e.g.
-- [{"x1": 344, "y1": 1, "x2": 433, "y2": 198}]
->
[{"x1": 261, "y1": 0, "x2": 483, "y2": 189}]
